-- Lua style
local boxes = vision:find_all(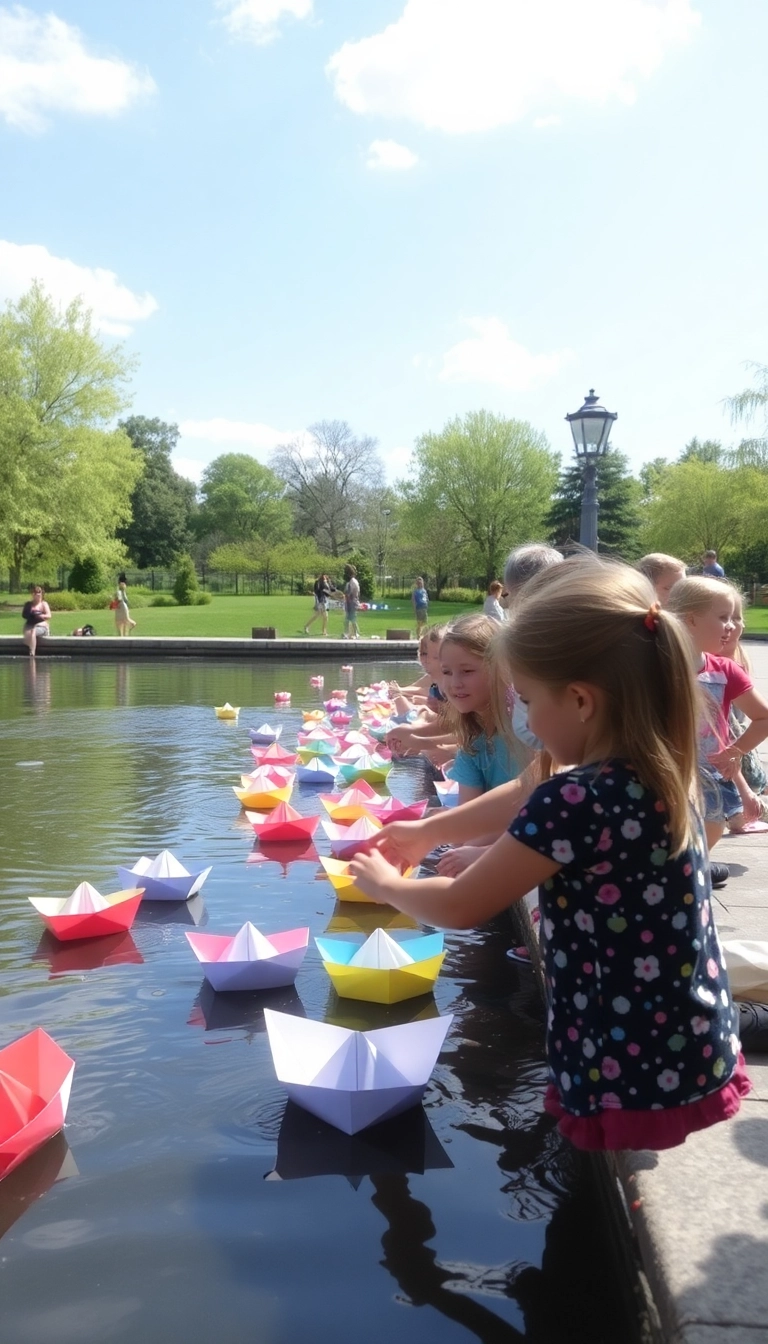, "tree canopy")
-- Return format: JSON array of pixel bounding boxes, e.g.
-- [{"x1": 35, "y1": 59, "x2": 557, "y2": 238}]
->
[
  {"x1": 0, "y1": 282, "x2": 141, "y2": 589},
  {"x1": 118, "y1": 416, "x2": 197, "y2": 568},
  {"x1": 271, "y1": 420, "x2": 382, "y2": 555},
  {"x1": 546, "y1": 447, "x2": 642, "y2": 558},
  {"x1": 639, "y1": 458, "x2": 768, "y2": 562},
  {"x1": 196, "y1": 453, "x2": 291, "y2": 545}
]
